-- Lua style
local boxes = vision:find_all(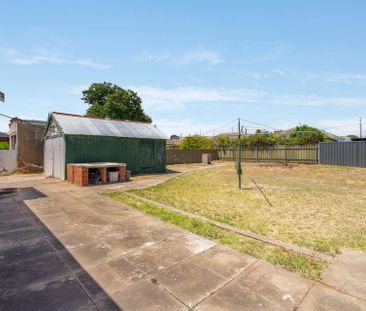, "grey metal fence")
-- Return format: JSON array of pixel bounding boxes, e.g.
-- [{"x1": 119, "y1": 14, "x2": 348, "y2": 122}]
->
[{"x1": 319, "y1": 142, "x2": 366, "y2": 168}]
